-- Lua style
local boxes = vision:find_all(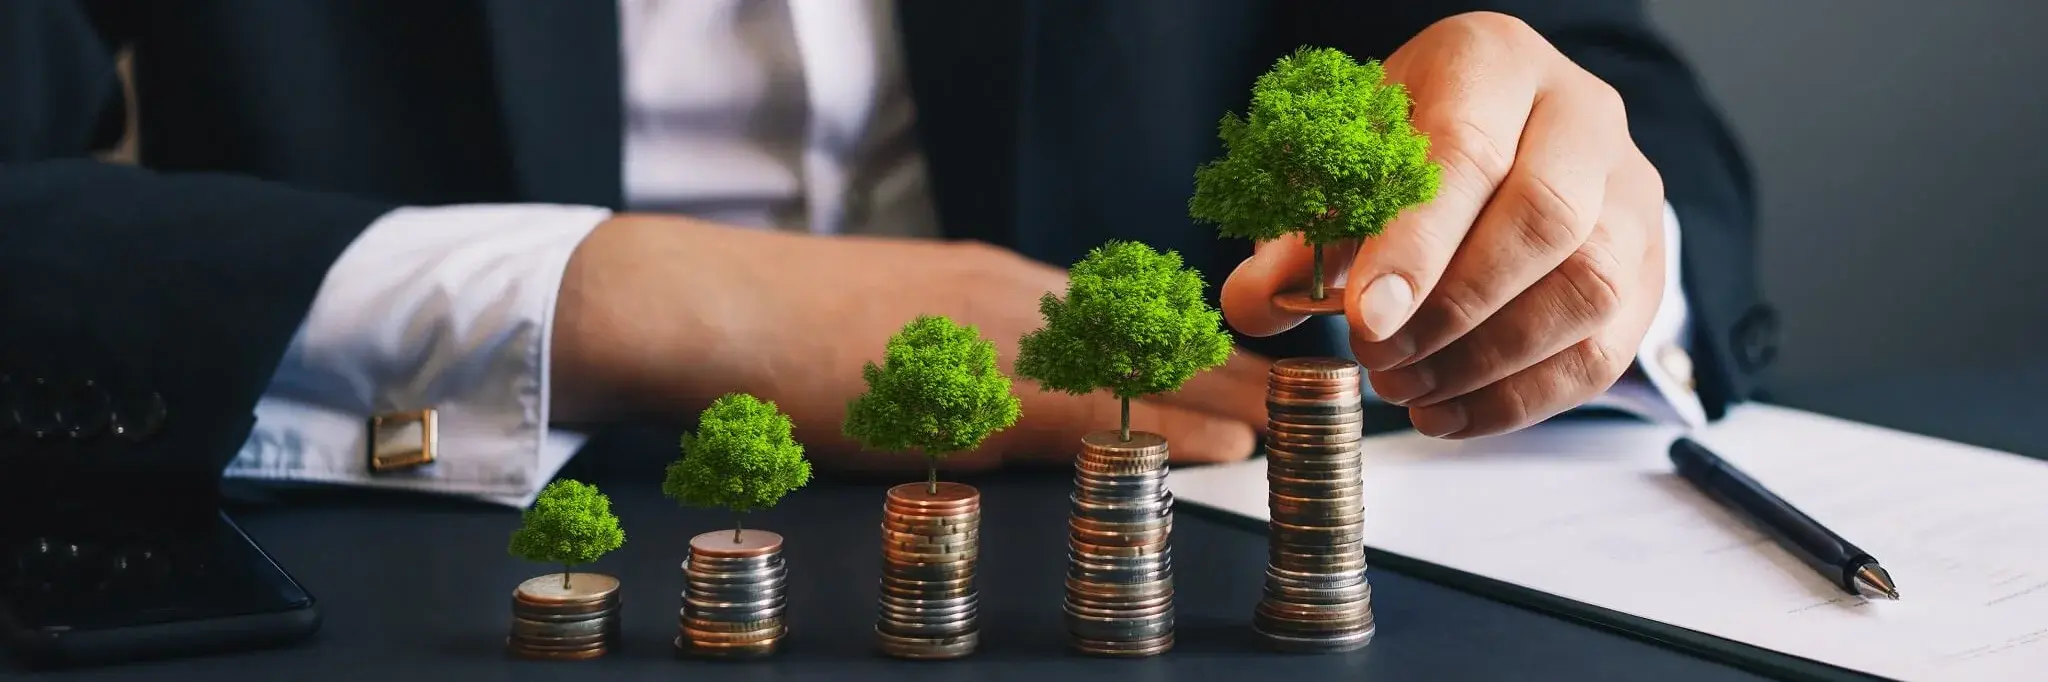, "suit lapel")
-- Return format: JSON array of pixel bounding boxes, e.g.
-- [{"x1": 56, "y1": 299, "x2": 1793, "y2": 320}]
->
[
  {"x1": 894, "y1": 0, "x2": 1029, "y2": 247},
  {"x1": 482, "y1": 0, "x2": 625, "y2": 208}
]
